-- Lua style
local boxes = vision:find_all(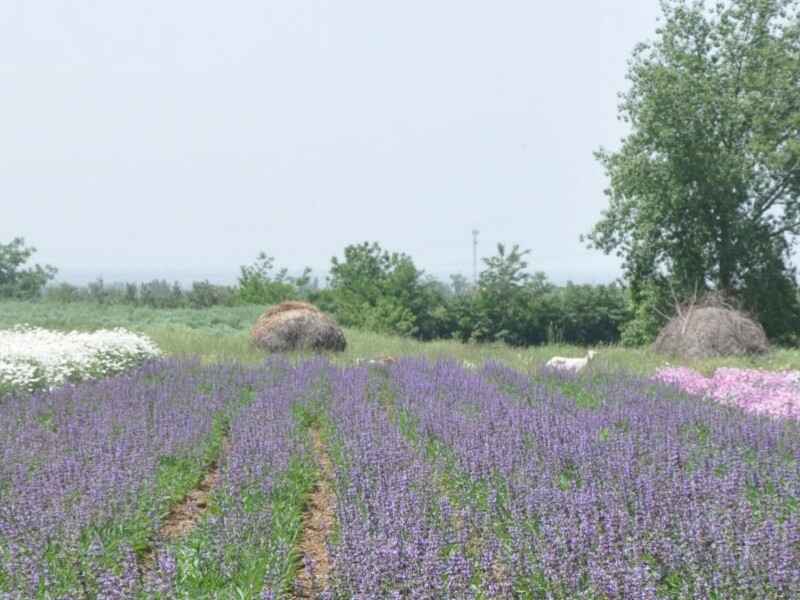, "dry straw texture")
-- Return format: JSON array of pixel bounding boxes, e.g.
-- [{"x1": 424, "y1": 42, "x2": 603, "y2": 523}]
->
[
  {"x1": 653, "y1": 303, "x2": 768, "y2": 359},
  {"x1": 251, "y1": 301, "x2": 346, "y2": 353}
]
